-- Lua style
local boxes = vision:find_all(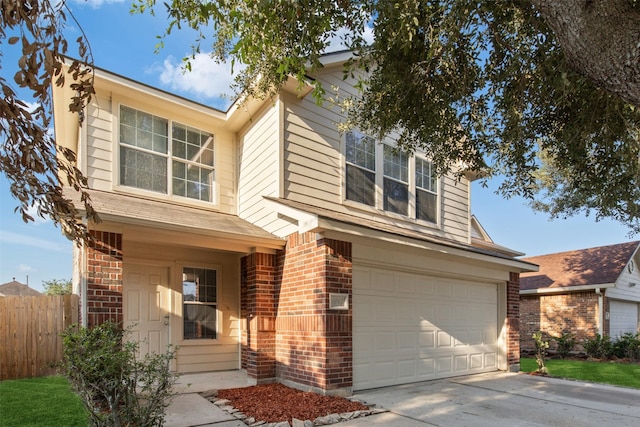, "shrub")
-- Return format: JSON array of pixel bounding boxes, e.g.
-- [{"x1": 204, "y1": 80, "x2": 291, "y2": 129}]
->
[
  {"x1": 61, "y1": 321, "x2": 177, "y2": 427},
  {"x1": 612, "y1": 332, "x2": 640, "y2": 362},
  {"x1": 553, "y1": 332, "x2": 576, "y2": 359},
  {"x1": 532, "y1": 331, "x2": 549, "y2": 374},
  {"x1": 583, "y1": 333, "x2": 612, "y2": 359}
]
